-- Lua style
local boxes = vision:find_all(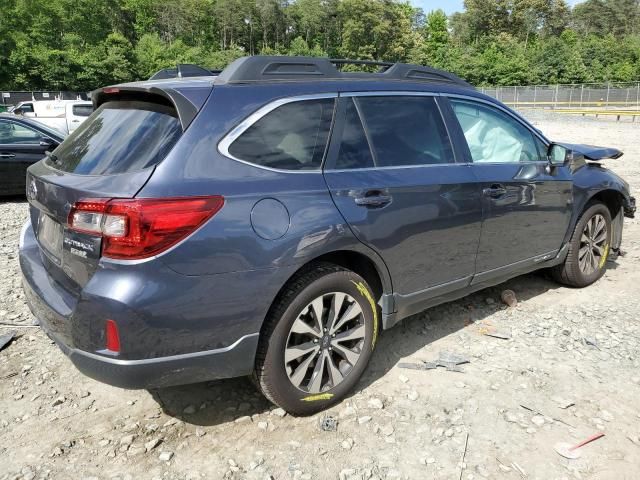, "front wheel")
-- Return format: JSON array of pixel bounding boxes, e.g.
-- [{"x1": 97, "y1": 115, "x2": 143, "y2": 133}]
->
[
  {"x1": 553, "y1": 202, "x2": 612, "y2": 287},
  {"x1": 254, "y1": 264, "x2": 379, "y2": 415}
]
